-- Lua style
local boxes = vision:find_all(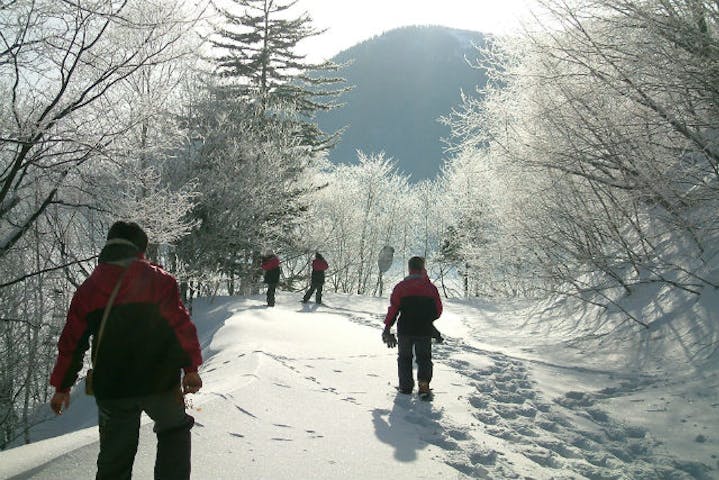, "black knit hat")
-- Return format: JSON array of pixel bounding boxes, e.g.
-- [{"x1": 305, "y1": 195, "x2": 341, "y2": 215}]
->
[
  {"x1": 408, "y1": 256, "x2": 425, "y2": 271},
  {"x1": 106, "y1": 221, "x2": 148, "y2": 253}
]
